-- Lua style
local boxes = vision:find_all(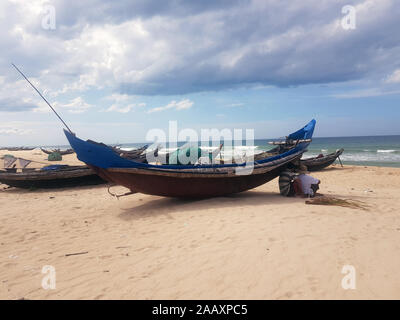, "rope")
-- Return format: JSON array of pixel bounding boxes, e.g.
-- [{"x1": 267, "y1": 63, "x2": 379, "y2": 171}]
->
[{"x1": 338, "y1": 155, "x2": 344, "y2": 167}]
